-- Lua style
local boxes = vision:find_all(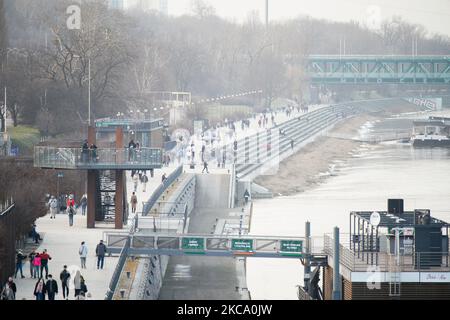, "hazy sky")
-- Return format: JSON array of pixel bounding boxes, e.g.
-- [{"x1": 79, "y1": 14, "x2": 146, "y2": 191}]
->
[{"x1": 147, "y1": 0, "x2": 450, "y2": 37}]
